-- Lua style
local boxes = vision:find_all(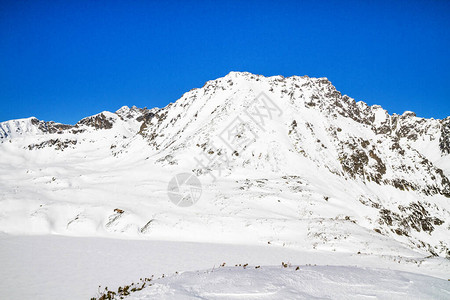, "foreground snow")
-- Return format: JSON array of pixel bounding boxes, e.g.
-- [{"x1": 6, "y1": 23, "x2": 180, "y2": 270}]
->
[
  {"x1": 0, "y1": 234, "x2": 449, "y2": 299},
  {"x1": 126, "y1": 266, "x2": 450, "y2": 300}
]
